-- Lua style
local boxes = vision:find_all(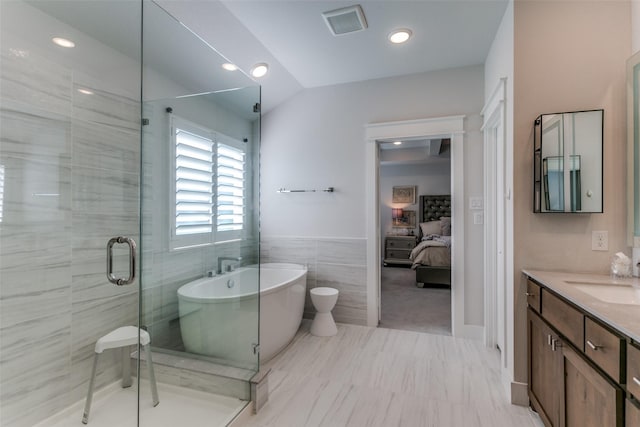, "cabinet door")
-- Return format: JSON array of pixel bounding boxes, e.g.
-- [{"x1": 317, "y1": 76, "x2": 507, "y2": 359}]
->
[
  {"x1": 627, "y1": 399, "x2": 640, "y2": 427},
  {"x1": 562, "y1": 345, "x2": 623, "y2": 427},
  {"x1": 528, "y1": 308, "x2": 563, "y2": 427}
]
